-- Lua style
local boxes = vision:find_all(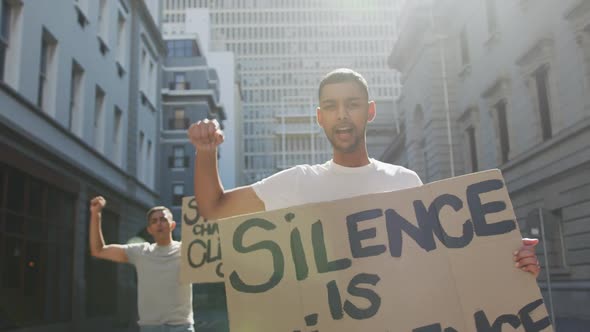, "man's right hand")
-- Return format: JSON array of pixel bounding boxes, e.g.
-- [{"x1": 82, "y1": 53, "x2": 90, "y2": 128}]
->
[
  {"x1": 90, "y1": 196, "x2": 106, "y2": 215},
  {"x1": 88, "y1": 195, "x2": 128, "y2": 263},
  {"x1": 188, "y1": 119, "x2": 224, "y2": 152}
]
